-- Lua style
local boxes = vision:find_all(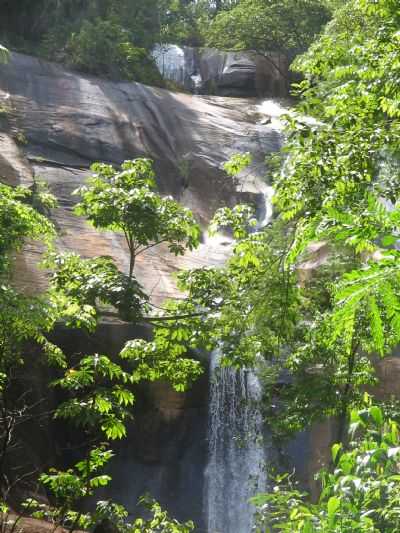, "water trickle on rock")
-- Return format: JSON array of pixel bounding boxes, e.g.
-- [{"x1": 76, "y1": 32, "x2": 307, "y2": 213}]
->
[{"x1": 205, "y1": 350, "x2": 268, "y2": 533}]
